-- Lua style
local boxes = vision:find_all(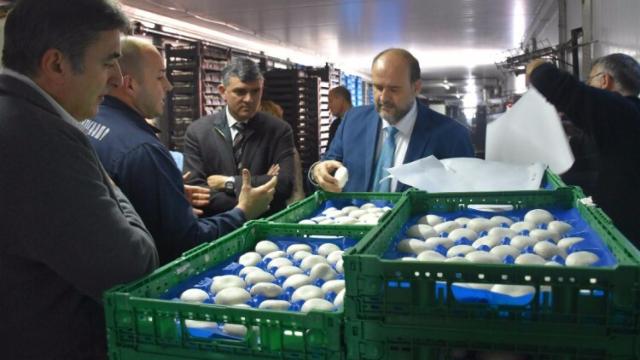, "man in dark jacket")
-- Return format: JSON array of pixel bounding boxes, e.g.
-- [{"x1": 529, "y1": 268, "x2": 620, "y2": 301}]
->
[
  {"x1": 86, "y1": 38, "x2": 276, "y2": 265},
  {"x1": 527, "y1": 54, "x2": 640, "y2": 247},
  {"x1": 0, "y1": 1, "x2": 159, "y2": 359},
  {"x1": 327, "y1": 85, "x2": 352, "y2": 147},
  {"x1": 183, "y1": 58, "x2": 295, "y2": 216}
]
